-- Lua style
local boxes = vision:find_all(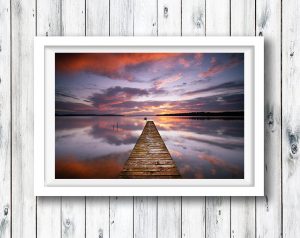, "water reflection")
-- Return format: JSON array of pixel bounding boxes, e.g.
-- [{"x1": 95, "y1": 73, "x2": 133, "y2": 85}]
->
[{"x1": 55, "y1": 116, "x2": 244, "y2": 179}]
